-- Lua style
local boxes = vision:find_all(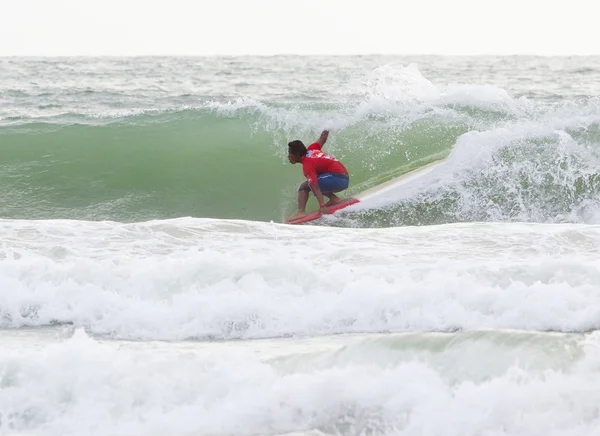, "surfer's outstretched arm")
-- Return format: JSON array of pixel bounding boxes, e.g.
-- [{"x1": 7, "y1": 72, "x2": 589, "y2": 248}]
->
[{"x1": 316, "y1": 130, "x2": 329, "y2": 147}]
